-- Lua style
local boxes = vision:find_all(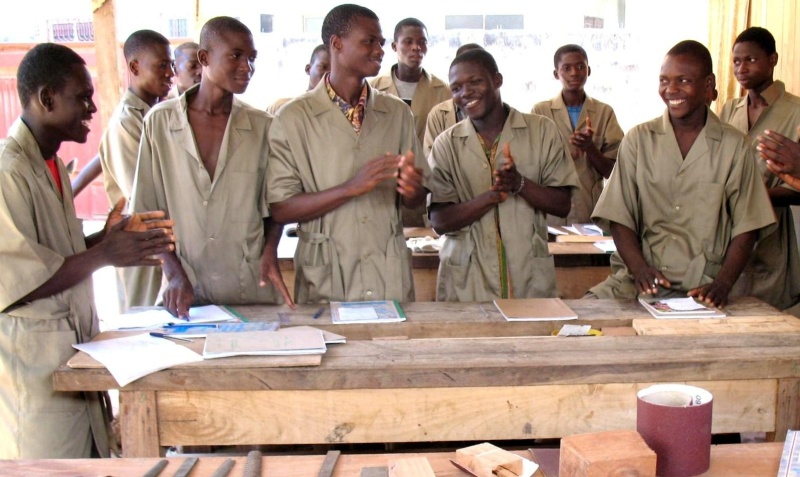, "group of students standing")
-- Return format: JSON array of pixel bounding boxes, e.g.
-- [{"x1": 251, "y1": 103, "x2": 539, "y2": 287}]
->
[{"x1": 1, "y1": 1, "x2": 799, "y2": 461}]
